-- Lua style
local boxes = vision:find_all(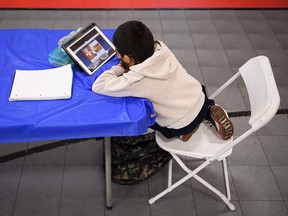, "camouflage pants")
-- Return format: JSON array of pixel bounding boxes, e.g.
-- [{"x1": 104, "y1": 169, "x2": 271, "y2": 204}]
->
[{"x1": 111, "y1": 132, "x2": 172, "y2": 185}]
